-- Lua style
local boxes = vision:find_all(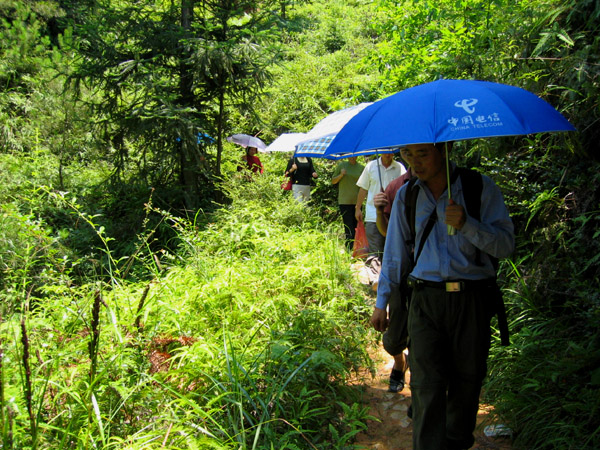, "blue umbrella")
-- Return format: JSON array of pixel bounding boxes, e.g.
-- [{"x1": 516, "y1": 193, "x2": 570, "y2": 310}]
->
[
  {"x1": 324, "y1": 79, "x2": 575, "y2": 156},
  {"x1": 325, "y1": 79, "x2": 576, "y2": 235}
]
